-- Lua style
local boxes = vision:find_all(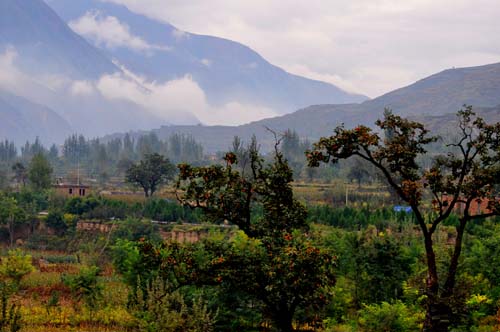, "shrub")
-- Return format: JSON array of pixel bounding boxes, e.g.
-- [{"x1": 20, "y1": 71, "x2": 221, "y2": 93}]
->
[
  {"x1": 0, "y1": 249, "x2": 35, "y2": 286},
  {"x1": 0, "y1": 281, "x2": 21, "y2": 332},
  {"x1": 357, "y1": 301, "x2": 422, "y2": 332},
  {"x1": 134, "y1": 278, "x2": 216, "y2": 332},
  {"x1": 62, "y1": 266, "x2": 103, "y2": 312}
]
